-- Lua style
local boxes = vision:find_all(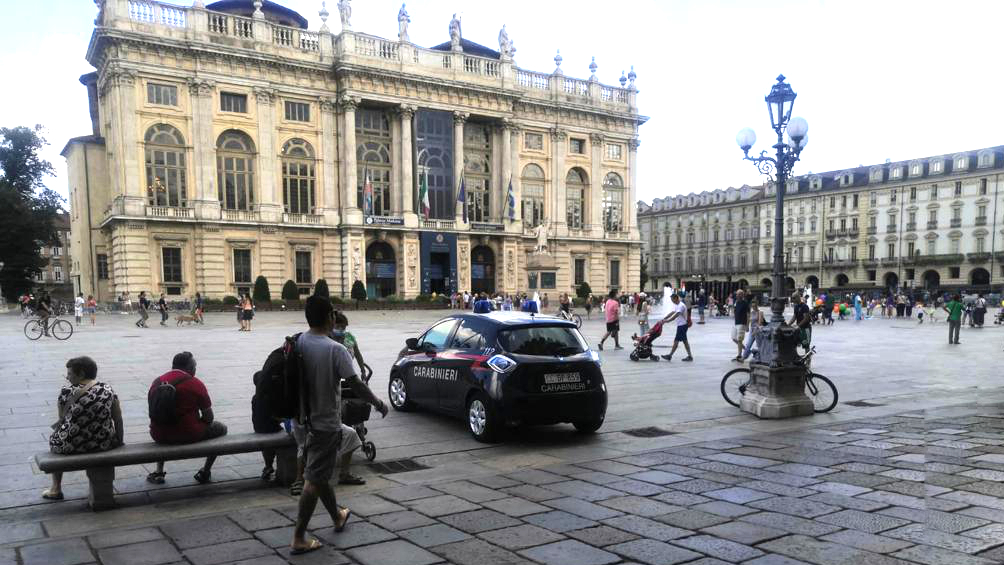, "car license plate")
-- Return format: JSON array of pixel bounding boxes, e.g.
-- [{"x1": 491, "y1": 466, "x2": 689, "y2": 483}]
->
[{"x1": 544, "y1": 373, "x2": 581, "y2": 384}]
